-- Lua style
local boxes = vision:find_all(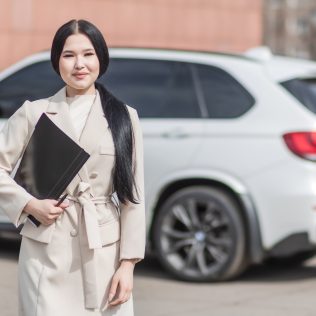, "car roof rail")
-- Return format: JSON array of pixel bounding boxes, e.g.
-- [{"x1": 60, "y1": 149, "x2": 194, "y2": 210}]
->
[{"x1": 244, "y1": 46, "x2": 273, "y2": 62}]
